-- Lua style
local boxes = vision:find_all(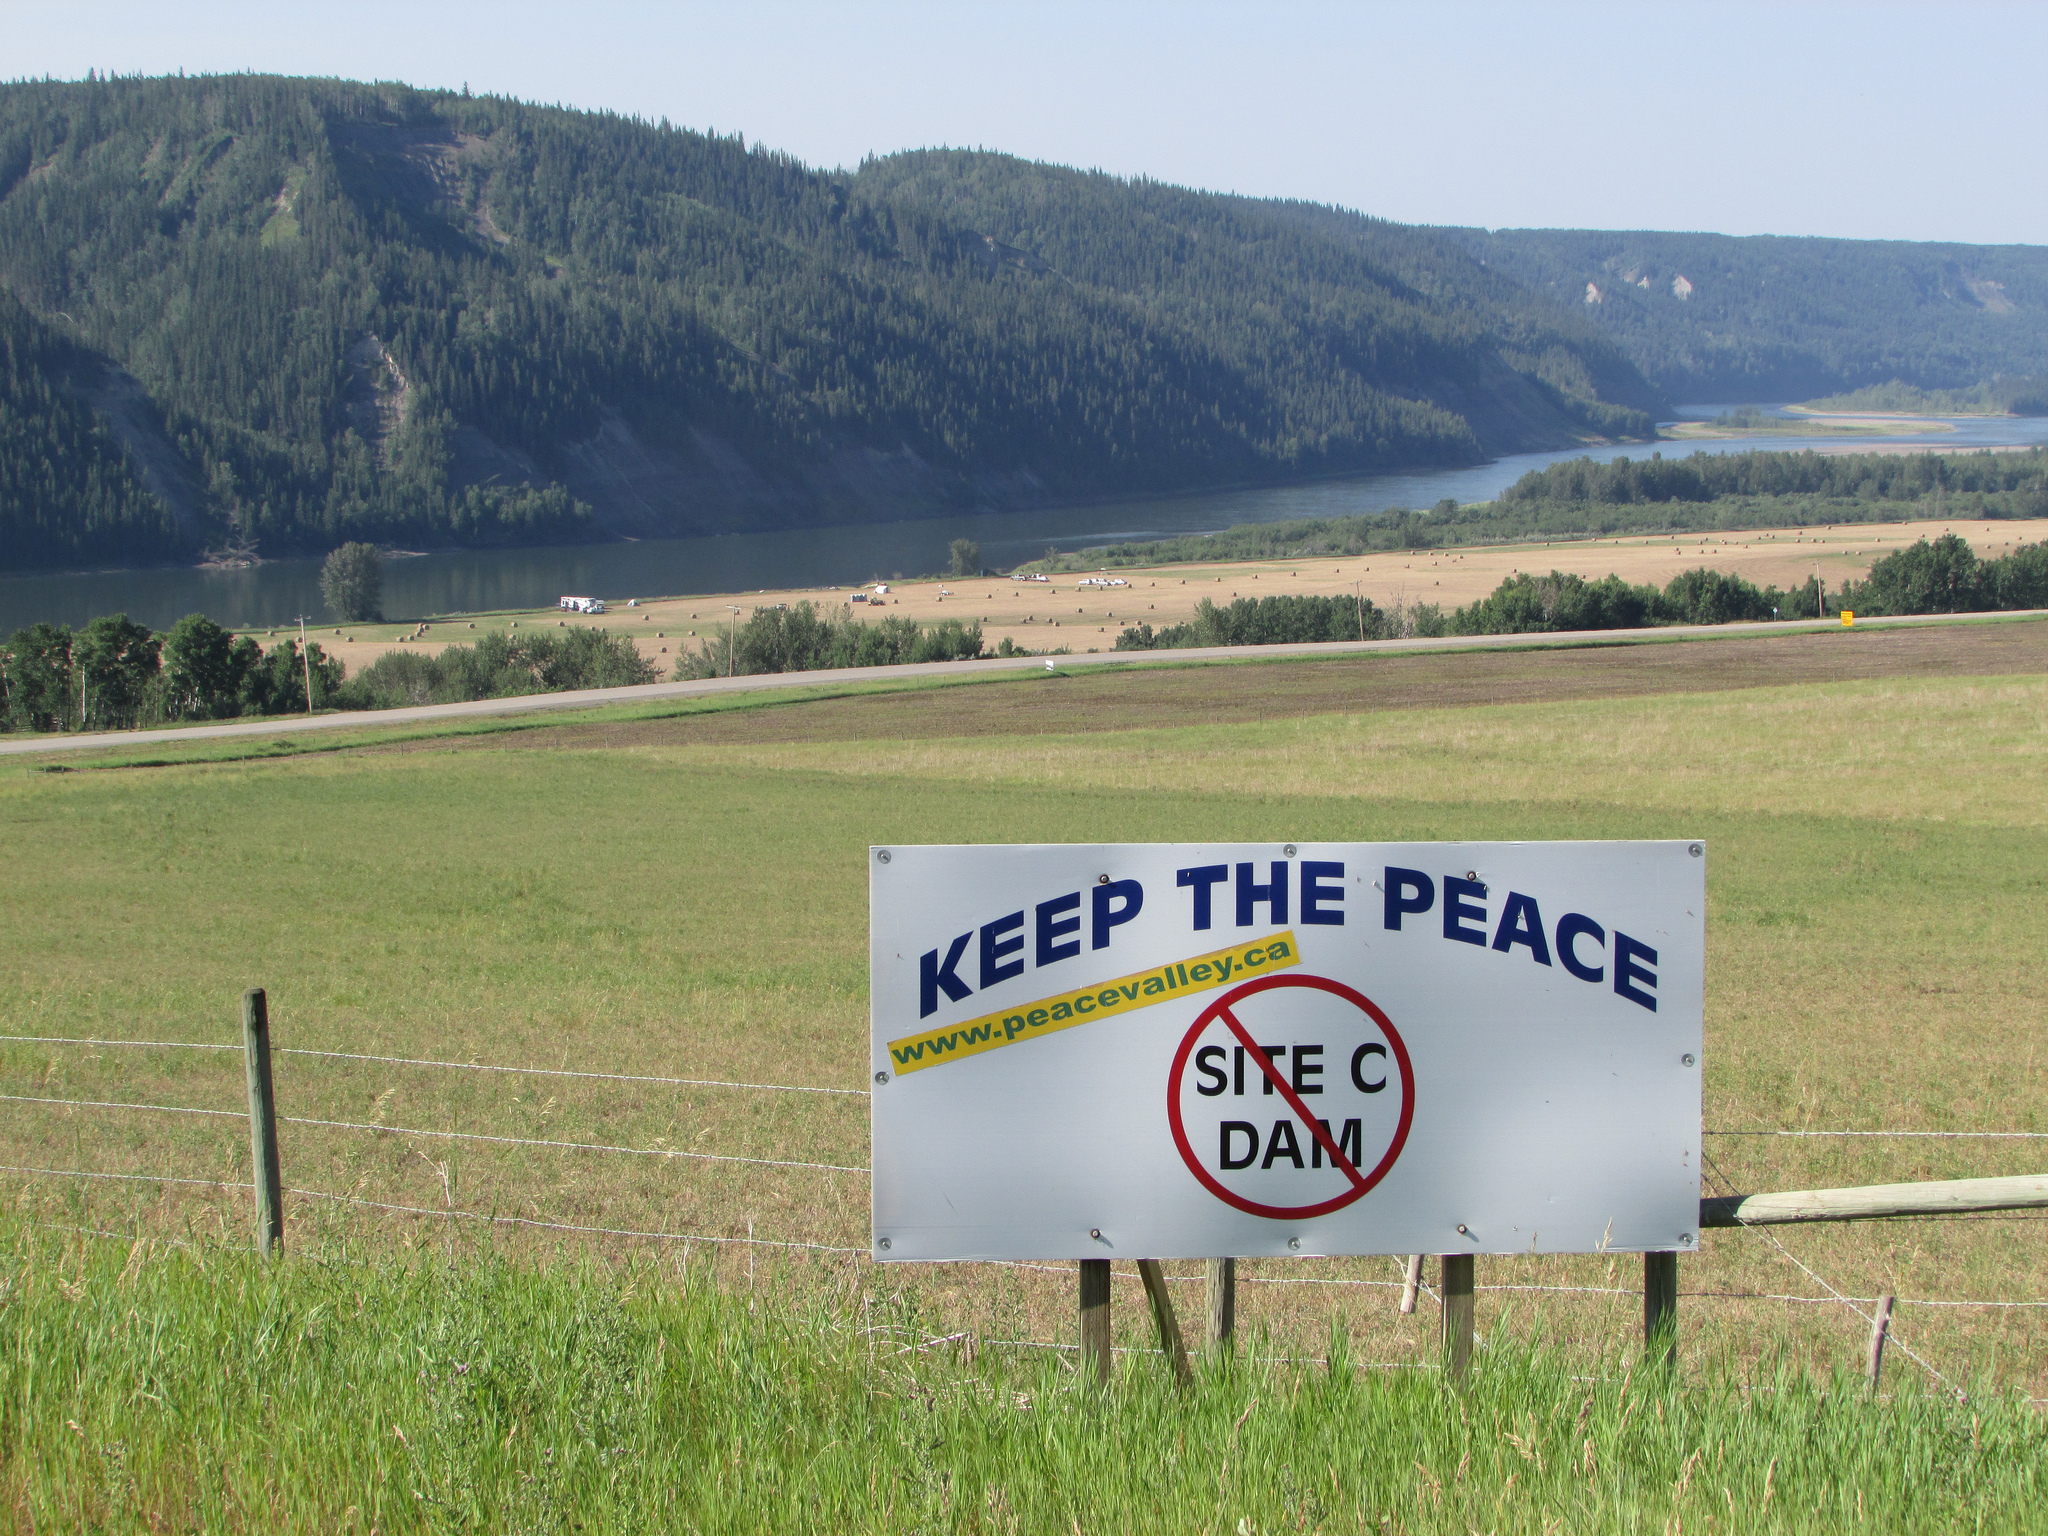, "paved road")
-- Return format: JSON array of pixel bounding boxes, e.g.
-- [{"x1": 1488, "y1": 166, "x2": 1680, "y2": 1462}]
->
[{"x1": 2, "y1": 611, "x2": 2034, "y2": 759}]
